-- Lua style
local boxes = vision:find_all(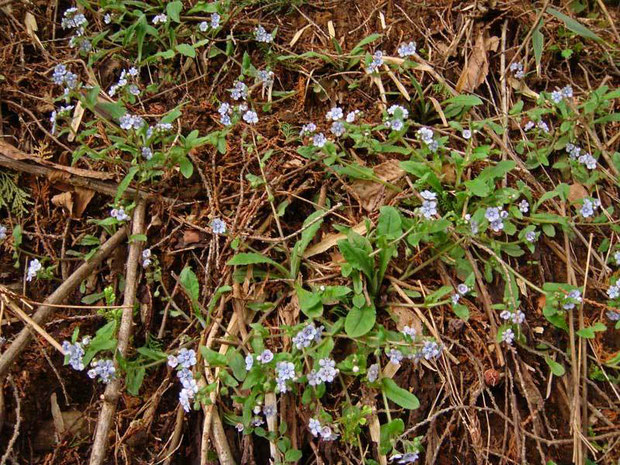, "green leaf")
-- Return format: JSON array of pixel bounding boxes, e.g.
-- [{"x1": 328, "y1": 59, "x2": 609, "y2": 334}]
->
[
  {"x1": 544, "y1": 356, "x2": 565, "y2": 376},
  {"x1": 379, "y1": 419, "x2": 404, "y2": 455},
  {"x1": 345, "y1": 305, "x2": 376, "y2": 338},
  {"x1": 176, "y1": 43, "x2": 196, "y2": 58},
  {"x1": 576, "y1": 322, "x2": 606, "y2": 339},
  {"x1": 115, "y1": 166, "x2": 138, "y2": 203},
  {"x1": 377, "y1": 206, "x2": 402, "y2": 240},
  {"x1": 227, "y1": 351, "x2": 247, "y2": 381},
  {"x1": 290, "y1": 210, "x2": 323, "y2": 278},
  {"x1": 443, "y1": 95, "x2": 483, "y2": 107},
  {"x1": 98, "y1": 102, "x2": 126, "y2": 120},
  {"x1": 285, "y1": 449, "x2": 302, "y2": 462},
  {"x1": 452, "y1": 302, "x2": 470, "y2": 321},
  {"x1": 532, "y1": 20, "x2": 544, "y2": 71},
  {"x1": 338, "y1": 232, "x2": 374, "y2": 281},
  {"x1": 228, "y1": 252, "x2": 274, "y2": 266},
  {"x1": 200, "y1": 346, "x2": 227, "y2": 367},
  {"x1": 381, "y1": 378, "x2": 420, "y2": 409},
  {"x1": 178, "y1": 155, "x2": 194, "y2": 178},
  {"x1": 179, "y1": 266, "x2": 199, "y2": 303},
  {"x1": 547, "y1": 8, "x2": 602, "y2": 42},
  {"x1": 126, "y1": 366, "x2": 146, "y2": 395},
  {"x1": 166, "y1": 1, "x2": 183, "y2": 22},
  {"x1": 295, "y1": 284, "x2": 323, "y2": 318}
]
